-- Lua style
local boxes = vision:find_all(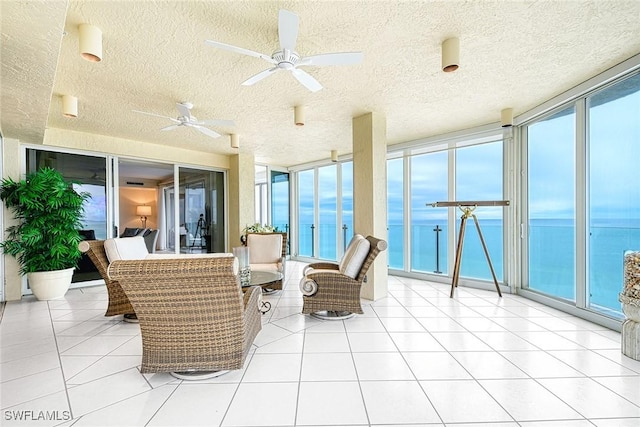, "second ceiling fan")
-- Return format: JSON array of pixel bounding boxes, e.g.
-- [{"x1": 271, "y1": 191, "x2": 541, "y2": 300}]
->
[{"x1": 205, "y1": 9, "x2": 363, "y2": 92}]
